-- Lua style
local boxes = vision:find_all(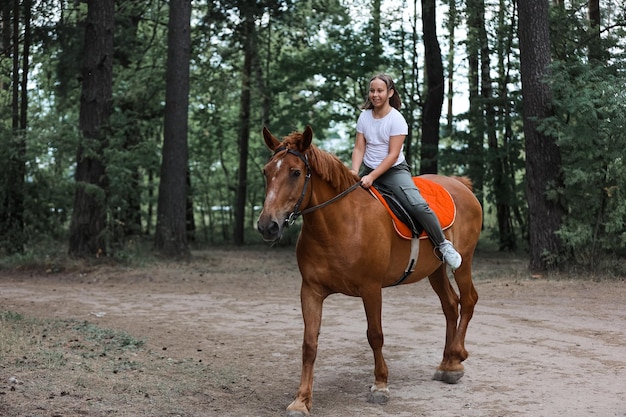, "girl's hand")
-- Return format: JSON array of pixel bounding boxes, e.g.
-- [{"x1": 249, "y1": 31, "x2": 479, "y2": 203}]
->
[{"x1": 360, "y1": 174, "x2": 374, "y2": 189}]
